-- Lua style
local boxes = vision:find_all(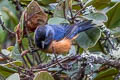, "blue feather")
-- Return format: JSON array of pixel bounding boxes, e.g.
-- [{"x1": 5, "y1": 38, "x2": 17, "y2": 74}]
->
[
  {"x1": 45, "y1": 20, "x2": 94, "y2": 40},
  {"x1": 45, "y1": 24, "x2": 68, "y2": 41}
]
